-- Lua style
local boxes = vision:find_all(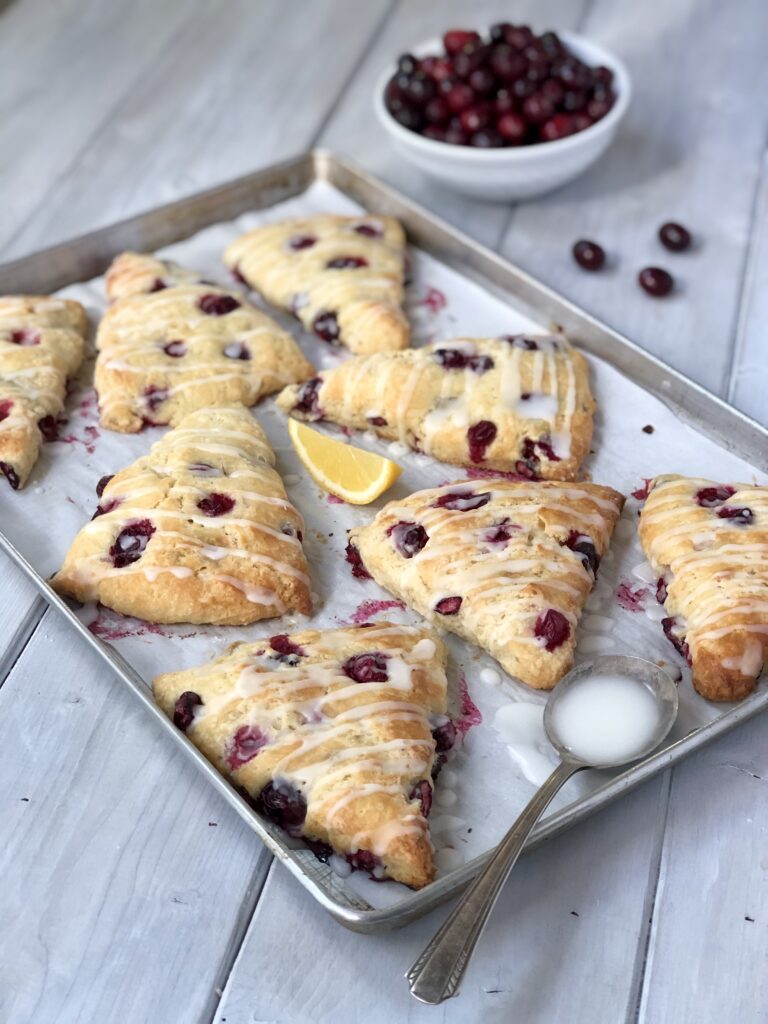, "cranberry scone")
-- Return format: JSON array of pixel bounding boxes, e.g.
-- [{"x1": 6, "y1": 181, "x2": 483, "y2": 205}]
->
[
  {"x1": 0, "y1": 295, "x2": 88, "y2": 490},
  {"x1": 223, "y1": 215, "x2": 409, "y2": 355},
  {"x1": 277, "y1": 334, "x2": 595, "y2": 479},
  {"x1": 153, "y1": 622, "x2": 449, "y2": 888},
  {"x1": 95, "y1": 253, "x2": 315, "y2": 432},
  {"x1": 639, "y1": 474, "x2": 768, "y2": 702},
  {"x1": 52, "y1": 405, "x2": 311, "y2": 625},
  {"x1": 349, "y1": 479, "x2": 624, "y2": 689}
]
